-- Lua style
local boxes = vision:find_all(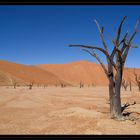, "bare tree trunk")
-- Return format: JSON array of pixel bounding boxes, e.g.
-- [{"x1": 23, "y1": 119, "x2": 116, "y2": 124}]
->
[
  {"x1": 29, "y1": 82, "x2": 33, "y2": 90},
  {"x1": 108, "y1": 62, "x2": 122, "y2": 119},
  {"x1": 113, "y1": 68, "x2": 122, "y2": 119},
  {"x1": 29, "y1": 85, "x2": 32, "y2": 90},
  {"x1": 14, "y1": 83, "x2": 17, "y2": 89},
  {"x1": 129, "y1": 81, "x2": 132, "y2": 91},
  {"x1": 109, "y1": 81, "x2": 122, "y2": 119},
  {"x1": 134, "y1": 74, "x2": 140, "y2": 92},
  {"x1": 109, "y1": 76, "x2": 115, "y2": 118},
  {"x1": 80, "y1": 81, "x2": 83, "y2": 88}
]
